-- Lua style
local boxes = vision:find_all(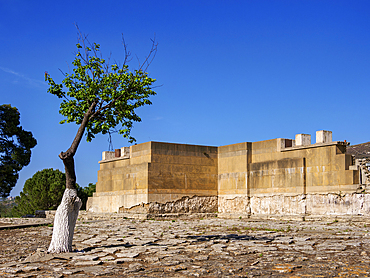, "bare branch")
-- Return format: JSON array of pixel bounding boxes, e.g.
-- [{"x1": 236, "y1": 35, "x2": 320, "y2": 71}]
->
[
  {"x1": 121, "y1": 34, "x2": 132, "y2": 66},
  {"x1": 105, "y1": 52, "x2": 112, "y2": 74},
  {"x1": 74, "y1": 23, "x2": 90, "y2": 63},
  {"x1": 139, "y1": 34, "x2": 158, "y2": 72}
]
